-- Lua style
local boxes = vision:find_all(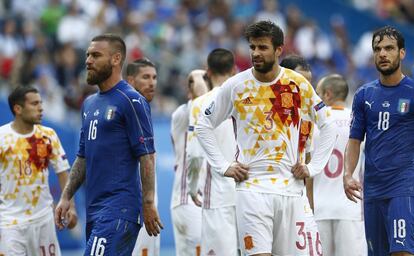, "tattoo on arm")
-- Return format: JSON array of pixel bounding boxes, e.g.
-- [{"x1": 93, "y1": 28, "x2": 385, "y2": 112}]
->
[
  {"x1": 62, "y1": 157, "x2": 86, "y2": 200},
  {"x1": 139, "y1": 153, "x2": 155, "y2": 204}
]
